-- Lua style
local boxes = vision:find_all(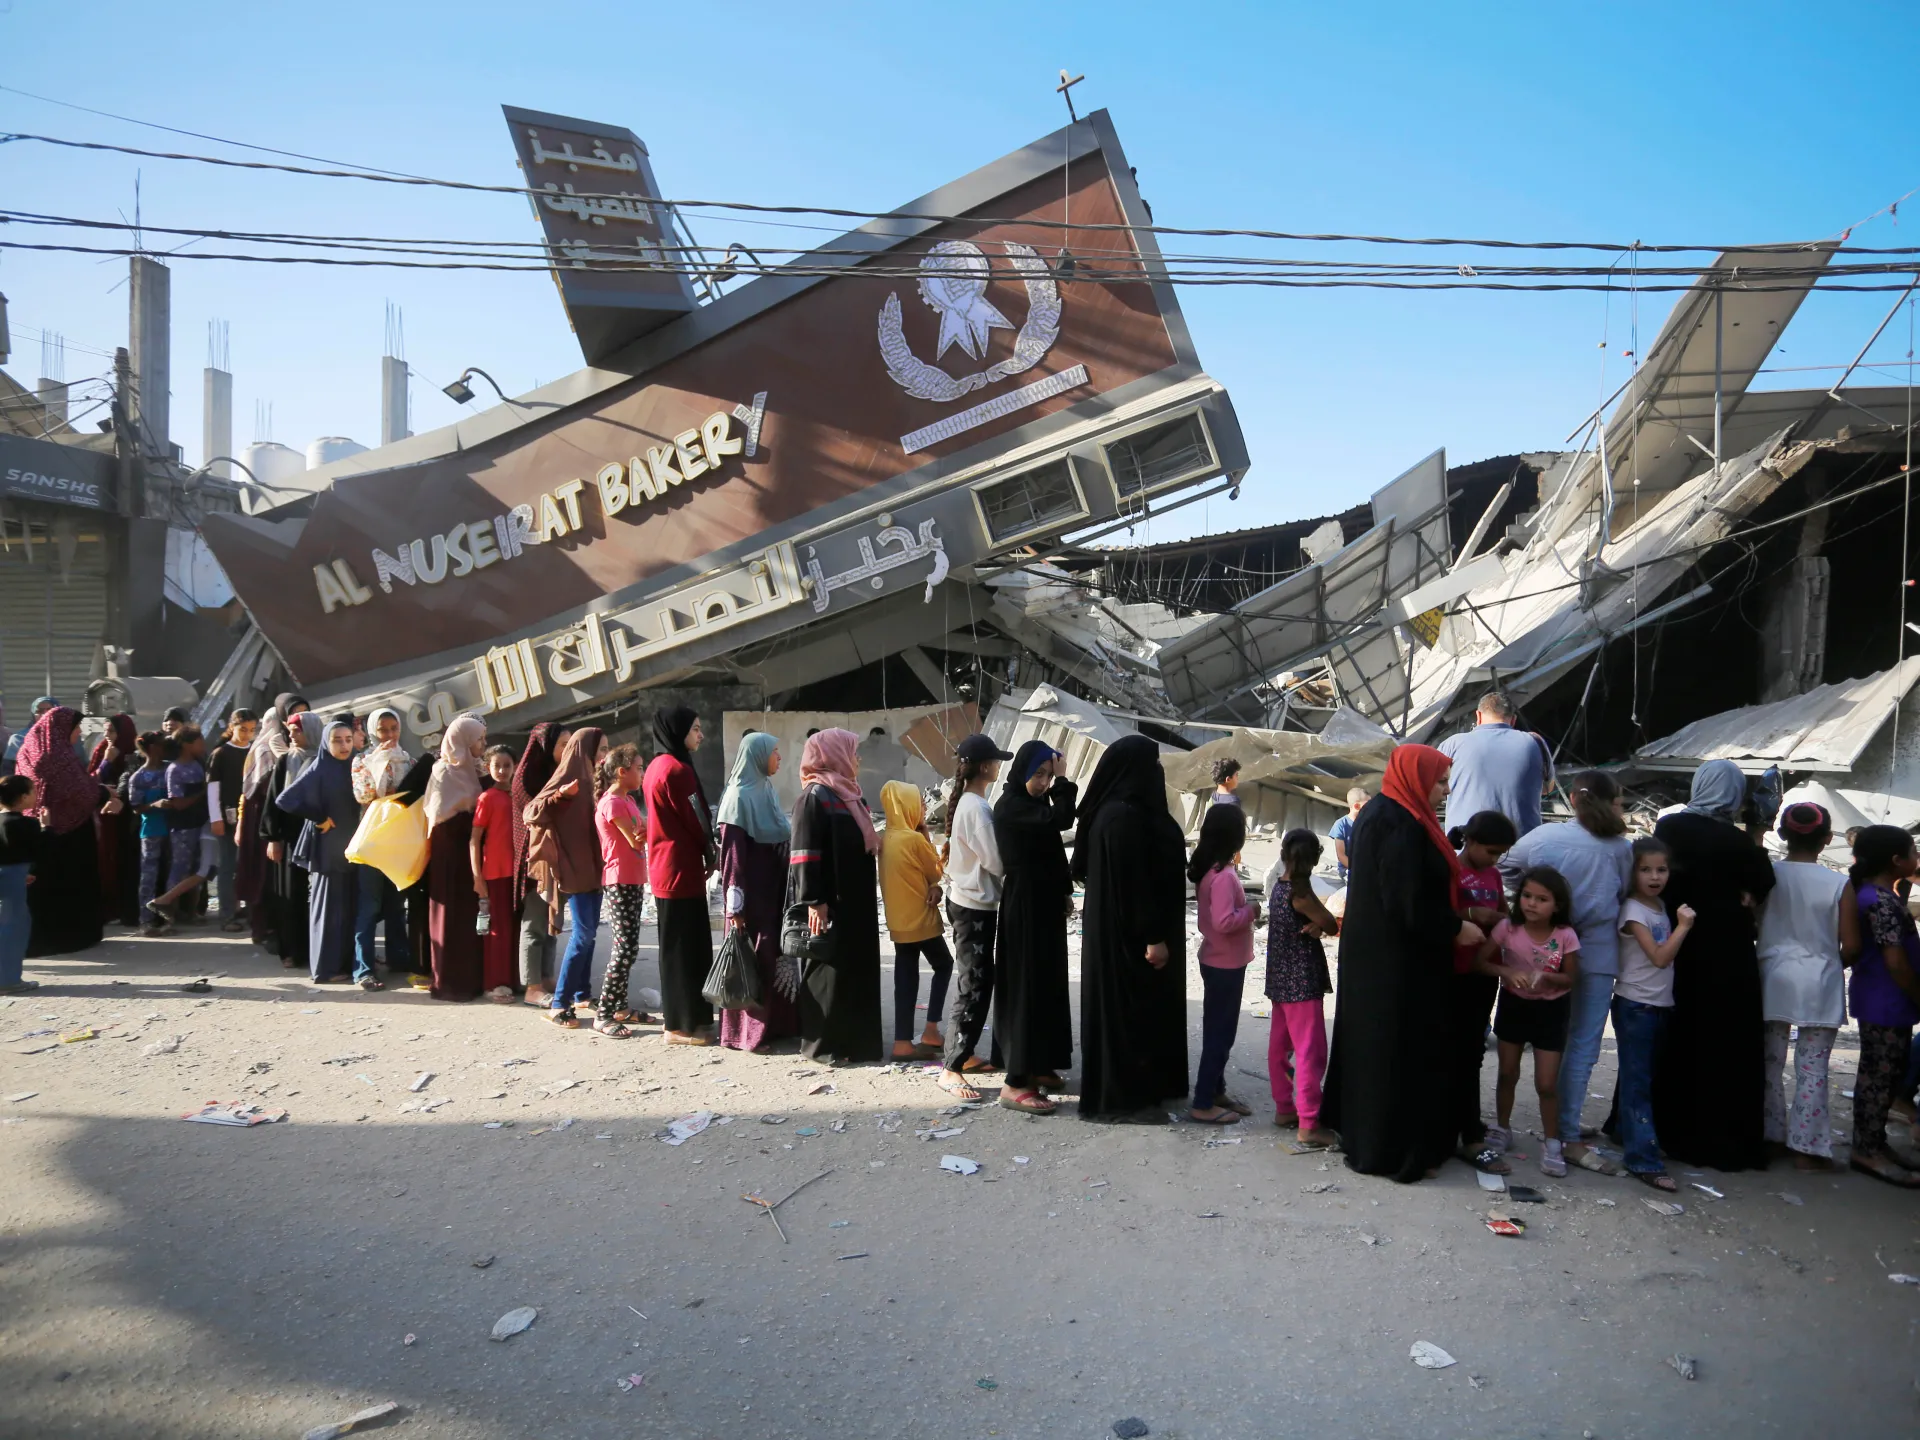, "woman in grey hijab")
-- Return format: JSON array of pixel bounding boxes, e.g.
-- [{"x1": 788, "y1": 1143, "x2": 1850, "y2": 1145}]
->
[{"x1": 1650, "y1": 759, "x2": 1777, "y2": 1171}]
